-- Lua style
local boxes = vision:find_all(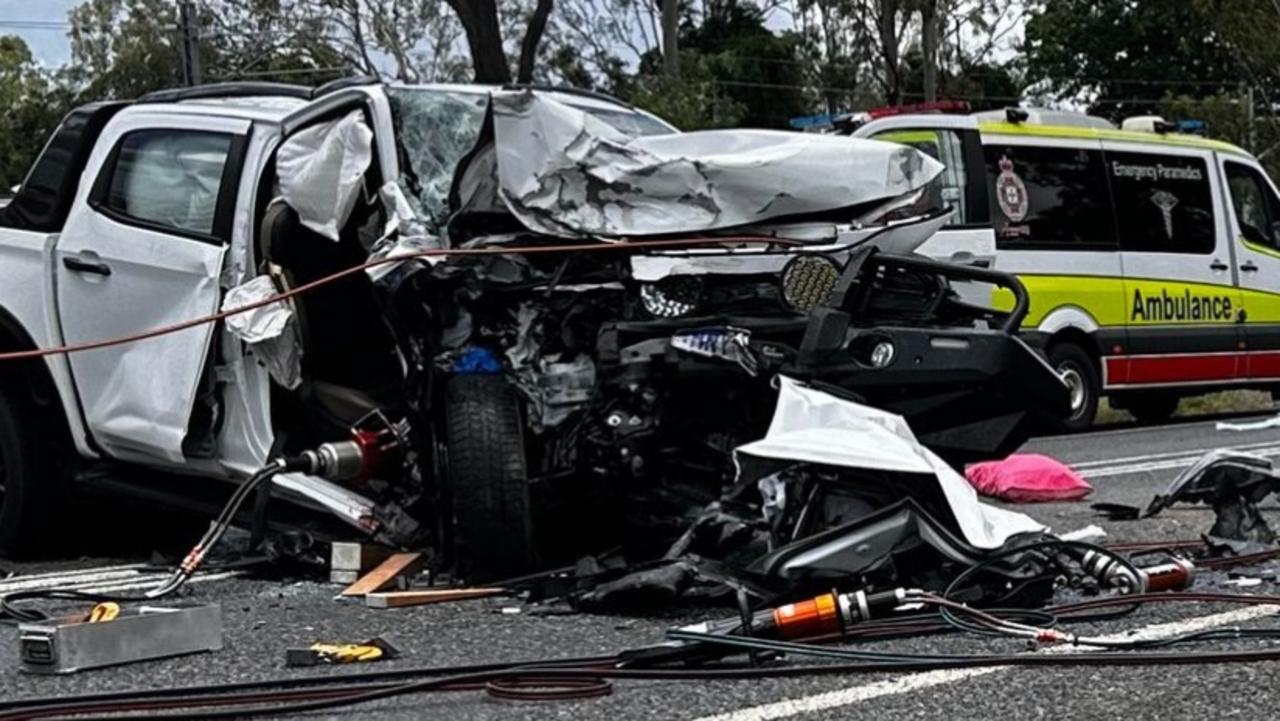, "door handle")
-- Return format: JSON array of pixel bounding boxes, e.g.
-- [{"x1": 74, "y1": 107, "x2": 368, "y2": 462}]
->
[
  {"x1": 62, "y1": 256, "x2": 112, "y2": 277},
  {"x1": 1241, "y1": 261, "x2": 1260, "y2": 273},
  {"x1": 1210, "y1": 260, "x2": 1229, "y2": 271}
]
